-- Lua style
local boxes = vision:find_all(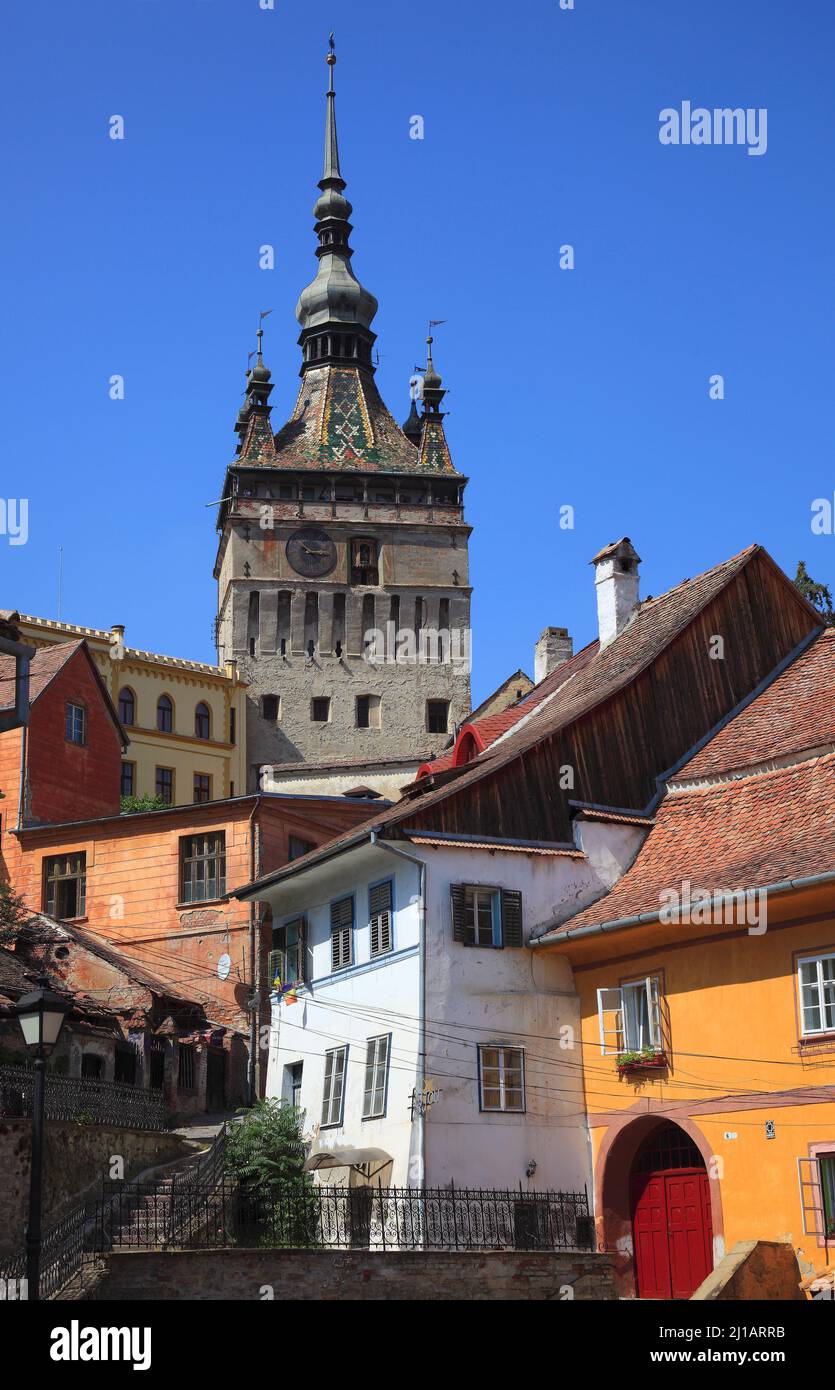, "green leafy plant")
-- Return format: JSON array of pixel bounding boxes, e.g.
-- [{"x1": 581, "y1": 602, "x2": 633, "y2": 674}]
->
[
  {"x1": 225, "y1": 1100, "x2": 319, "y2": 1248},
  {"x1": 0, "y1": 879, "x2": 35, "y2": 947},
  {"x1": 120, "y1": 793, "x2": 168, "y2": 814},
  {"x1": 616, "y1": 1047, "x2": 665, "y2": 1068}
]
